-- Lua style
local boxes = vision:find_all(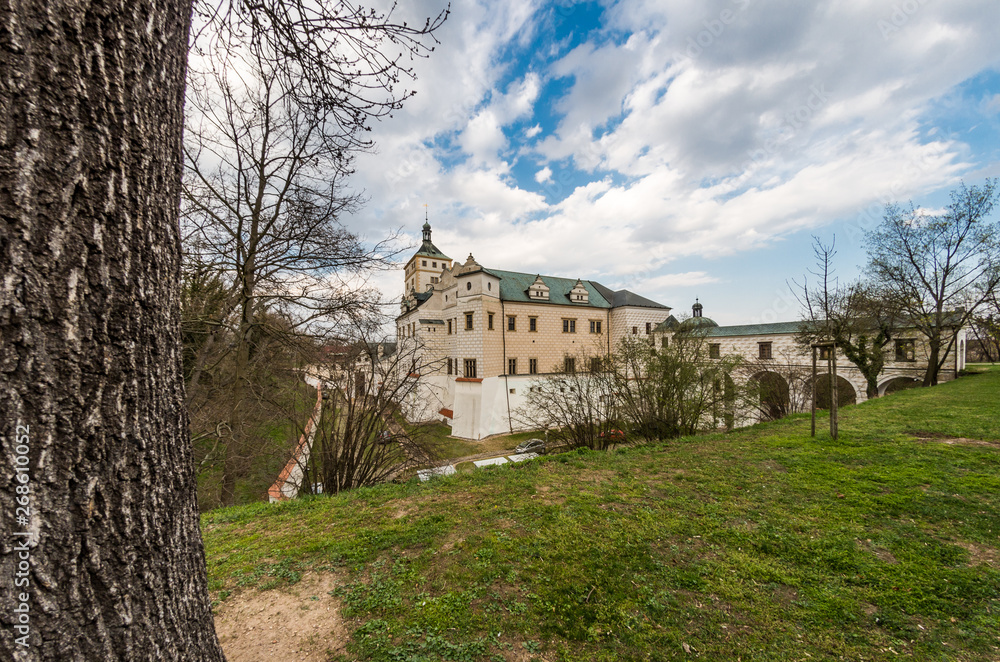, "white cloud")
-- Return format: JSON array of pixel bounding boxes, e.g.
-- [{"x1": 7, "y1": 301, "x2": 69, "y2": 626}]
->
[
  {"x1": 459, "y1": 110, "x2": 507, "y2": 164},
  {"x1": 335, "y1": 0, "x2": 1000, "y2": 324},
  {"x1": 643, "y1": 271, "x2": 721, "y2": 290}
]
